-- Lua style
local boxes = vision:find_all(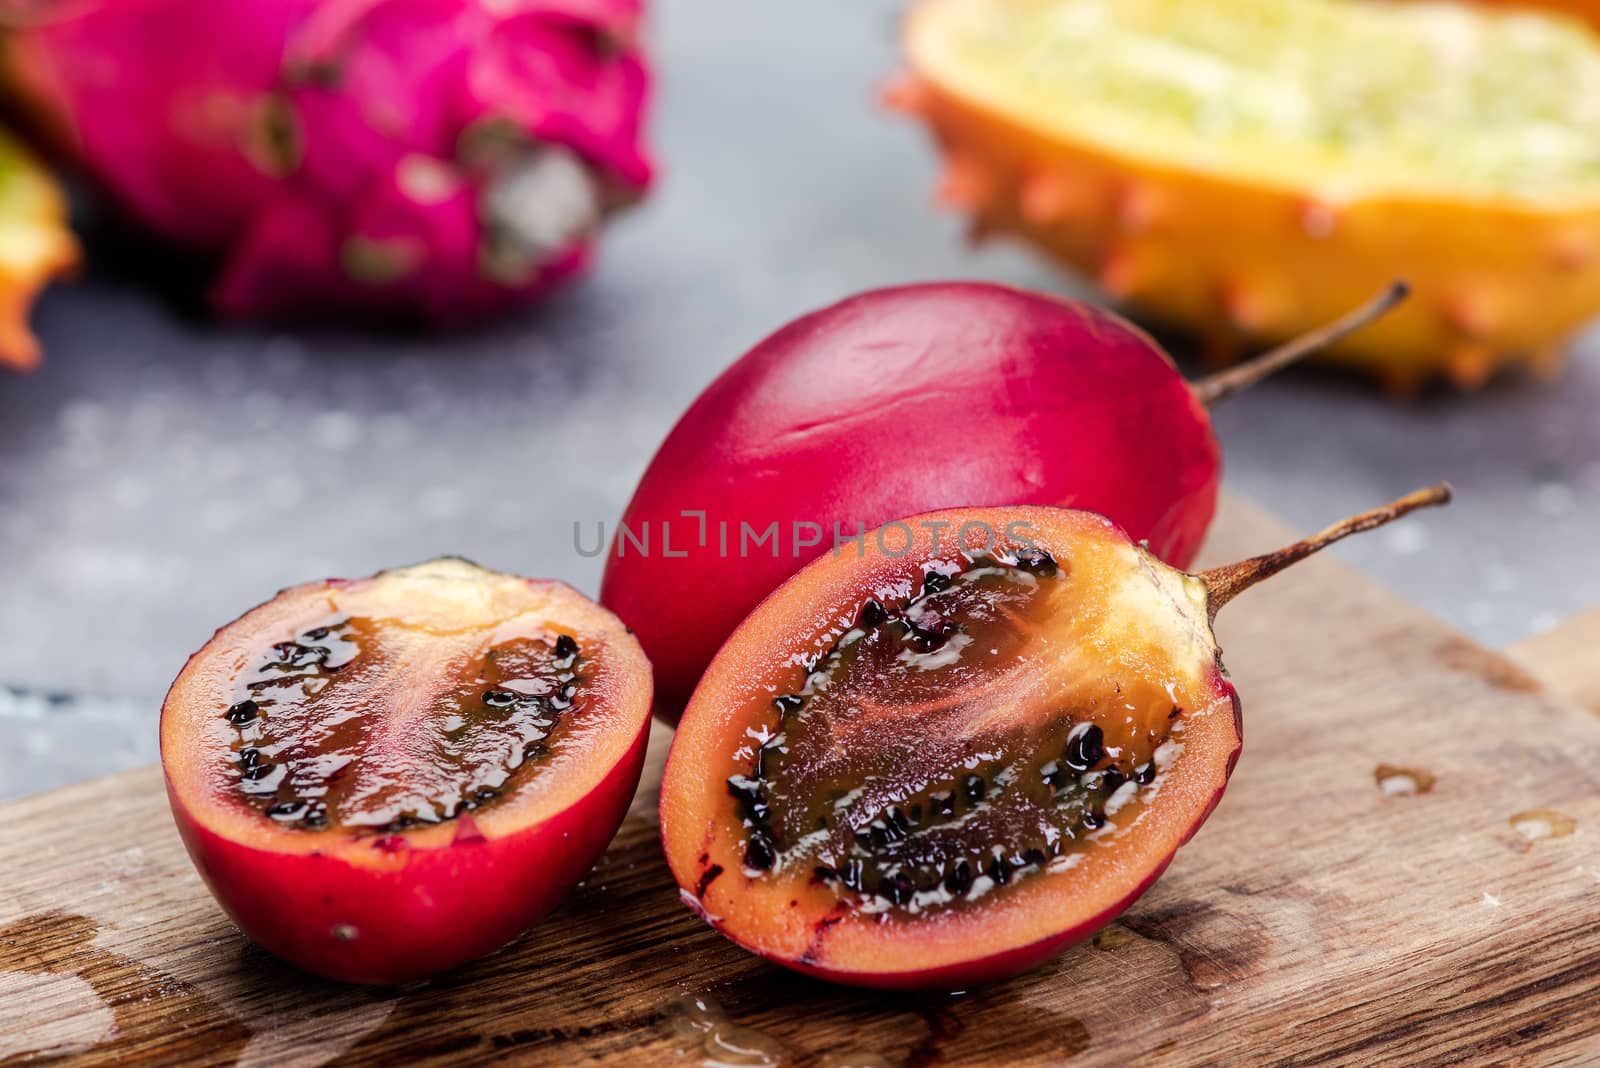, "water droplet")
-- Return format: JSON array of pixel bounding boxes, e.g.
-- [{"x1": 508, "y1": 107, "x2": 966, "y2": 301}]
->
[
  {"x1": 1534, "y1": 482, "x2": 1575, "y2": 518},
  {"x1": 1510, "y1": 809, "x2": 1576, "y2": 842},
  {"x1": 1092, "y1": 924, "x2": 1138, "y2": 950},
  {"x1": 1374, "y1": 764, "x2": 1435, "y2": 796},
  {"x1": 659, "y1": 991, "x2": 788, "y2": 1066},
  {"x1": 1383, "y1": 523, "x2": 1428, "y2": 556},
  {"x1": 661, "y1": 991, "x2": 723, "y2": 1041},
  {"x1": 704, "y1": 1023, "x2": 787, "y2": 1067}
]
